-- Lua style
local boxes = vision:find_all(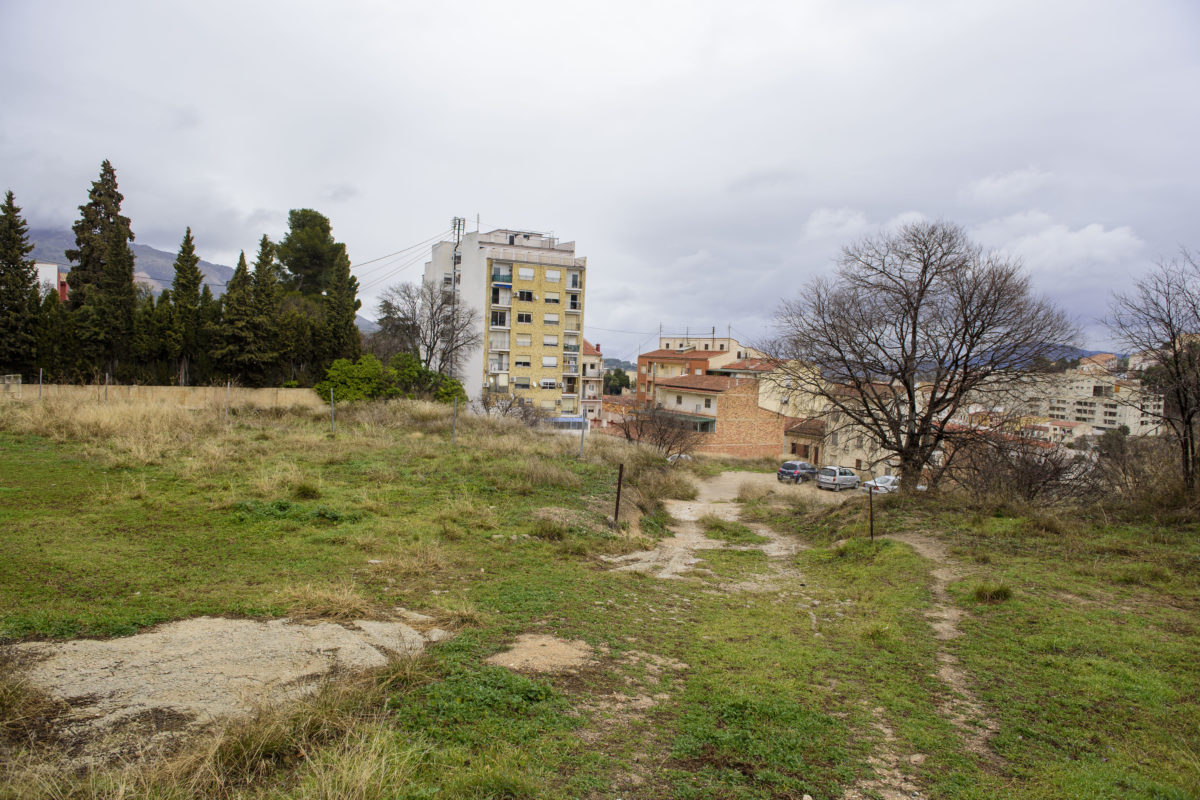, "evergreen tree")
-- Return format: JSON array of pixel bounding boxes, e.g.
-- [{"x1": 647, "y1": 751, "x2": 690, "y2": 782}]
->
[
  {"x1": 65, "y1": 161, "x2": 130, "y2": 305},
  {"x1": 37, "y1": 291, "x2": 75, "y2": 381},
  {"x1": 250, "y1": 235, "x2": 282, "y2": 385},
  {"x1": 194, "y1": 284, "x2": 221, "y2": 385},
  {"x1": 278, "y1": 297, "x2": 317, "y2": 385},
  {"x1": 168, "y1": 227, "x2": 203, "y2": 385},
  {"x1": 65, "y1": 160, "x2": 136, "y2": 377},
  {"x1": 130, "y1": 287, "x2": 162, "y2": 382},
  {"x1": 322, "y1": 246, "x2": 361, "y2": 365},
  {"x1": 0, "y1": 190, "x2": 39, "y2": 375},
  {"x1": 276, "y1": 209, "x2": 352, "y2": 297},
  {"x1": 212, "y1": 252, "x2": 255, "y2": 381}
]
